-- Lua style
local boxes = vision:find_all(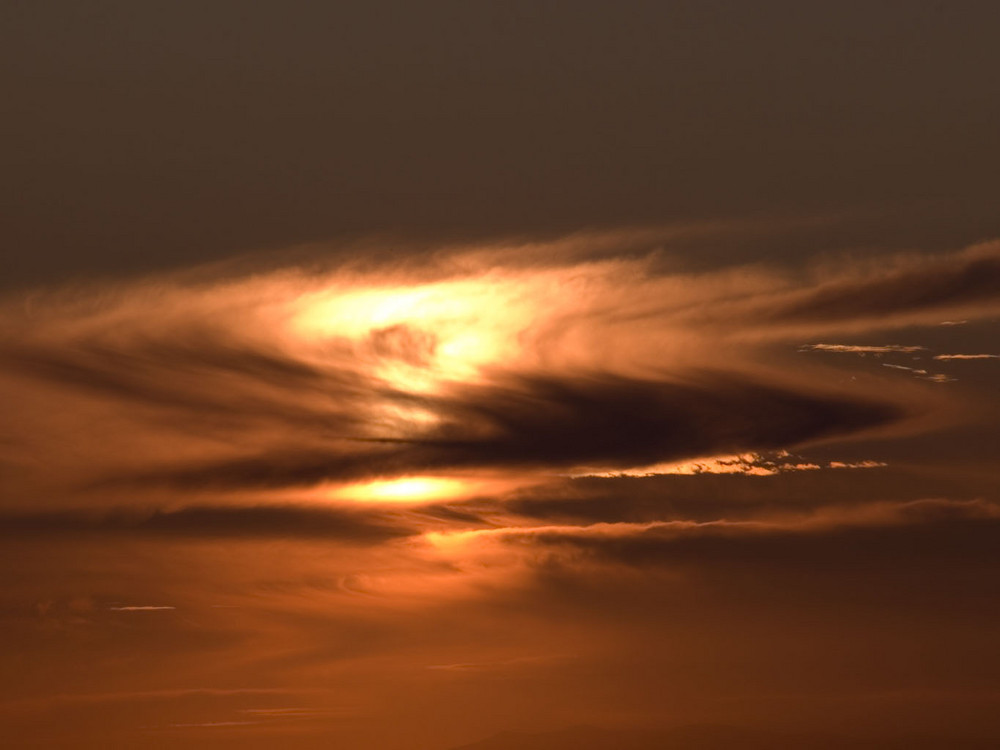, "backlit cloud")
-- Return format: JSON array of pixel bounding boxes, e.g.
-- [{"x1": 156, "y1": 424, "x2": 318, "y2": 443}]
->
[
  {"x1": 2, "y1": 232, "x2": 999, "y2": 749},
  {"x1": 9, "y1": 233, "x2": 983, "y2": 507}
]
